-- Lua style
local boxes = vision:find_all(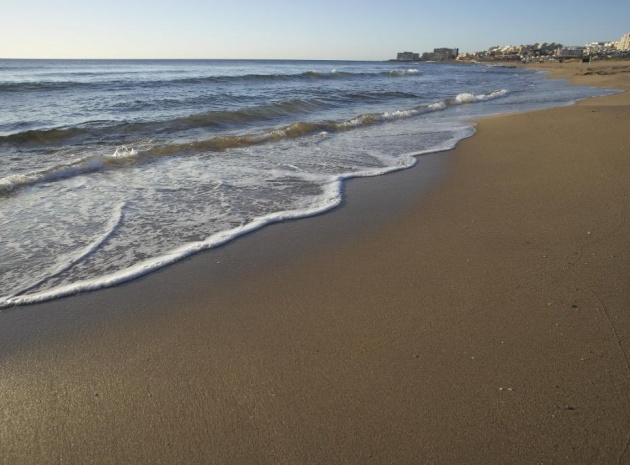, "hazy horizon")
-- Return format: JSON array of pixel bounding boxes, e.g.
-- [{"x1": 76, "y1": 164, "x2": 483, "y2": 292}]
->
[{"x1": 2, "y1": 0, "x2": 628, "y2": 61}]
